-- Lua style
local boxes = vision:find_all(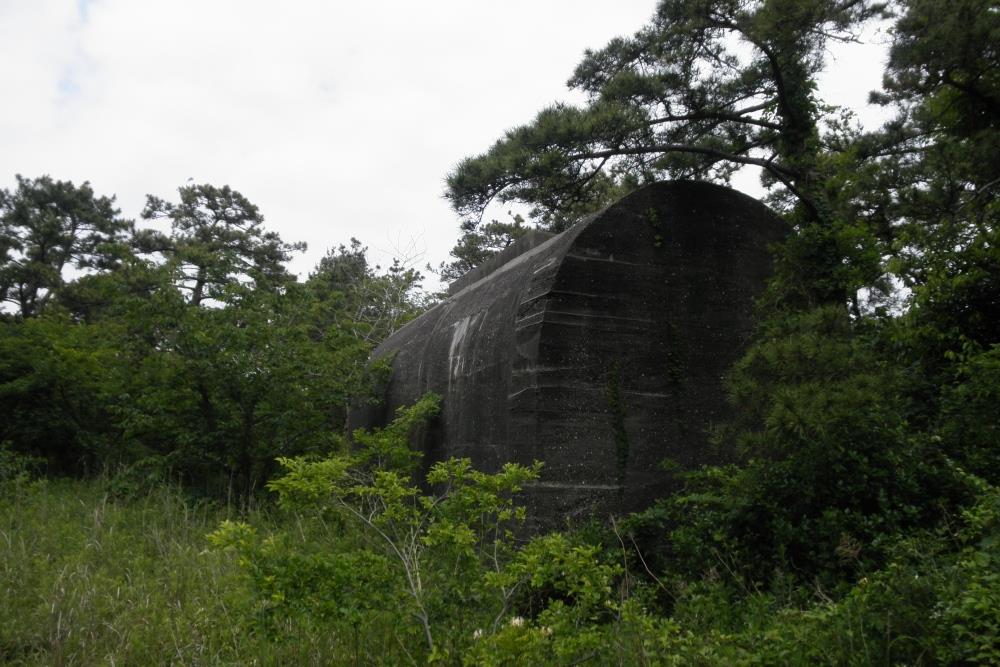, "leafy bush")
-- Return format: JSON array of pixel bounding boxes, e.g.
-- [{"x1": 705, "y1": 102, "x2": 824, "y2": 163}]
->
[{"x1": 211, "y1": 394, "x2": 544, "y2": 661}]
